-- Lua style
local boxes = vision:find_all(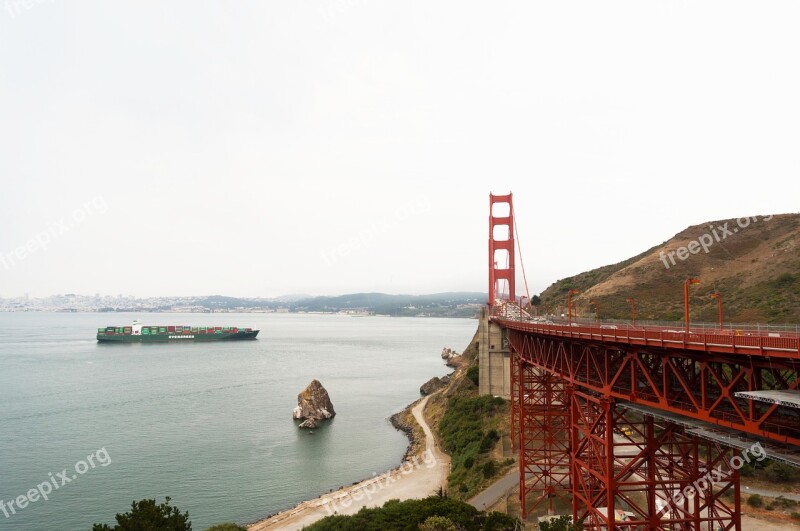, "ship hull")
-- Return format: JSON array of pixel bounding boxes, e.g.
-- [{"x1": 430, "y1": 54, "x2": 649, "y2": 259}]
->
[{"x1": 97, "y1": 331, "x2": 259, "y2": 343}]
